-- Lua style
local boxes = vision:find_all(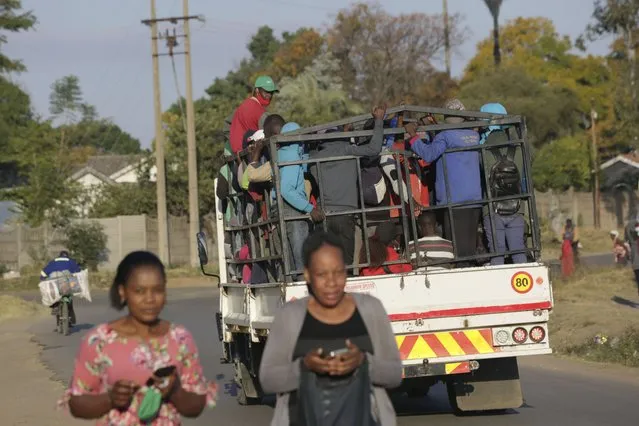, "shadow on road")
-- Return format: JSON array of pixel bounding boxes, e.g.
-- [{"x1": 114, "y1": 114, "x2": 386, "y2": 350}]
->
[
  {"x1": 70, "y1": 323, "x2": 94, "y2": 333},
  {"x1": 611, "y1": 296, "x2": 639, "y2": 309}
]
